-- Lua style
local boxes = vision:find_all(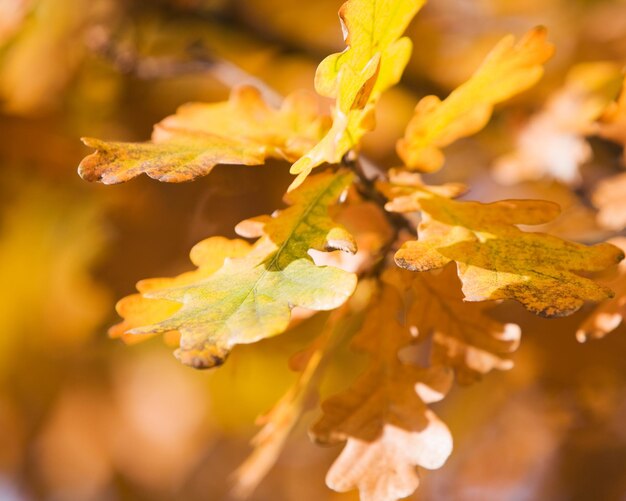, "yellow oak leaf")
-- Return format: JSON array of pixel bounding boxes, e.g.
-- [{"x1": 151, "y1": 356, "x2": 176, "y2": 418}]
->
[
  {"x1": 311, "y1": 285, "x2": 453, "y2": 501},
  {"x1": 397, "y1": 27, "x2": 554, "y2": 173},
  {"x1": 79, "y1": 85, "x2": 329, "y2": 184},
  {"x1": 577, "y1": 237, "x2": 626, "y2": 342},
  {"x1": 494, "y1": 62, "x2": 623, "y2": 186},
  {"x1": 112, "y1": 170, "x2": 357, "y2": 369},
  {"x1": 387, "y1": 173, "x2": 624, "y2": 317},
  {"x1": 289, "y1": 0, "x2": 425, "y2": 189},
  {"x1": 383, "y1": 266, "x2": 520, "y2": 384}
]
